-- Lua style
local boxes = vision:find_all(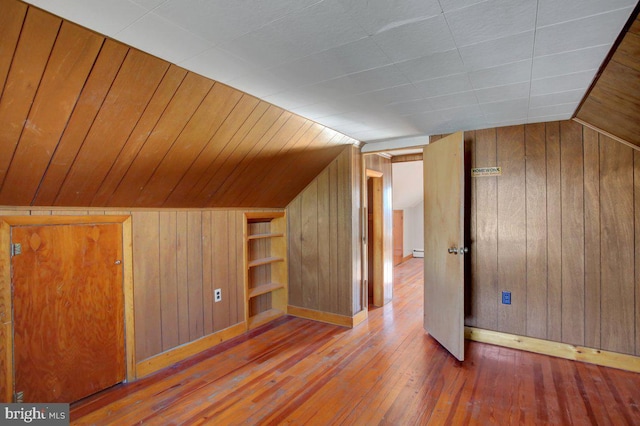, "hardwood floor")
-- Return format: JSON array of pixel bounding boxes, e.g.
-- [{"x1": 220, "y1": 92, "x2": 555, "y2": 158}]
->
[{"x1": 72, "y1": 258, "x2": 640, "y2": 425}]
